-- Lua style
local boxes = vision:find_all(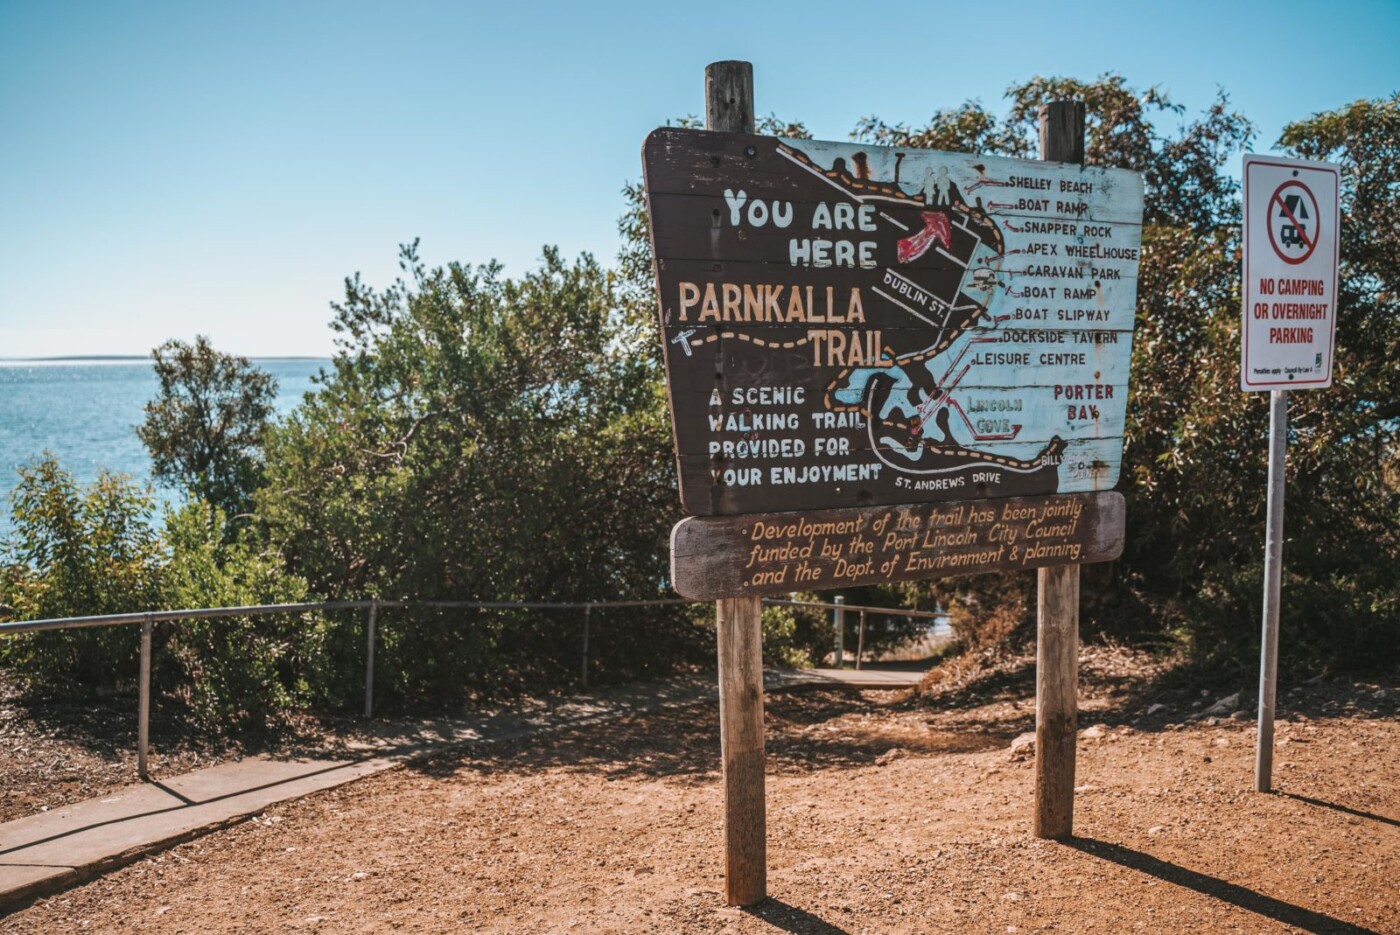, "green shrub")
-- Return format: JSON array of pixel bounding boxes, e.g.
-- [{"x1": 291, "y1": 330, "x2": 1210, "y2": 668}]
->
[
  {"x1": 0, "y1": 457, "x2": 163, "y2": 692},
  {"x1": 160, "y1": 501, "x2": 316, "y2": 728},
  {"x1": 0, "y1": 459, "x2": 319, "y2": 729}
]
